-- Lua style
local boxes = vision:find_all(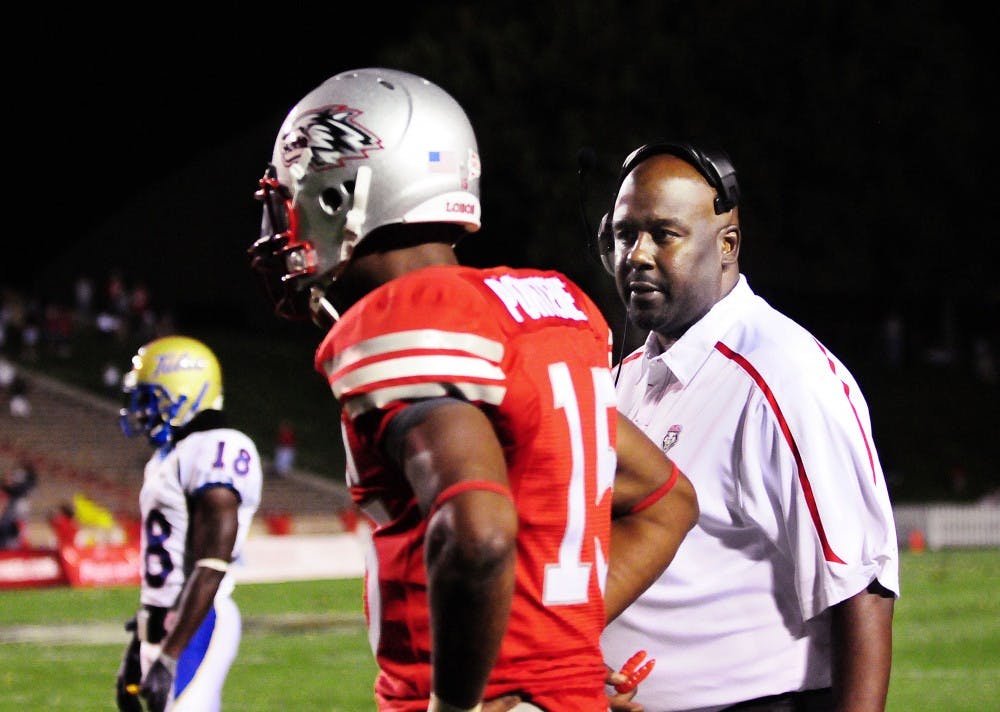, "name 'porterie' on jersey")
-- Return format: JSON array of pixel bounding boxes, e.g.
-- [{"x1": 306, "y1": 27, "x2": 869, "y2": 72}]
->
[{"x1": 321, "y1": 262, "x2": 617, "y2": 706}]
